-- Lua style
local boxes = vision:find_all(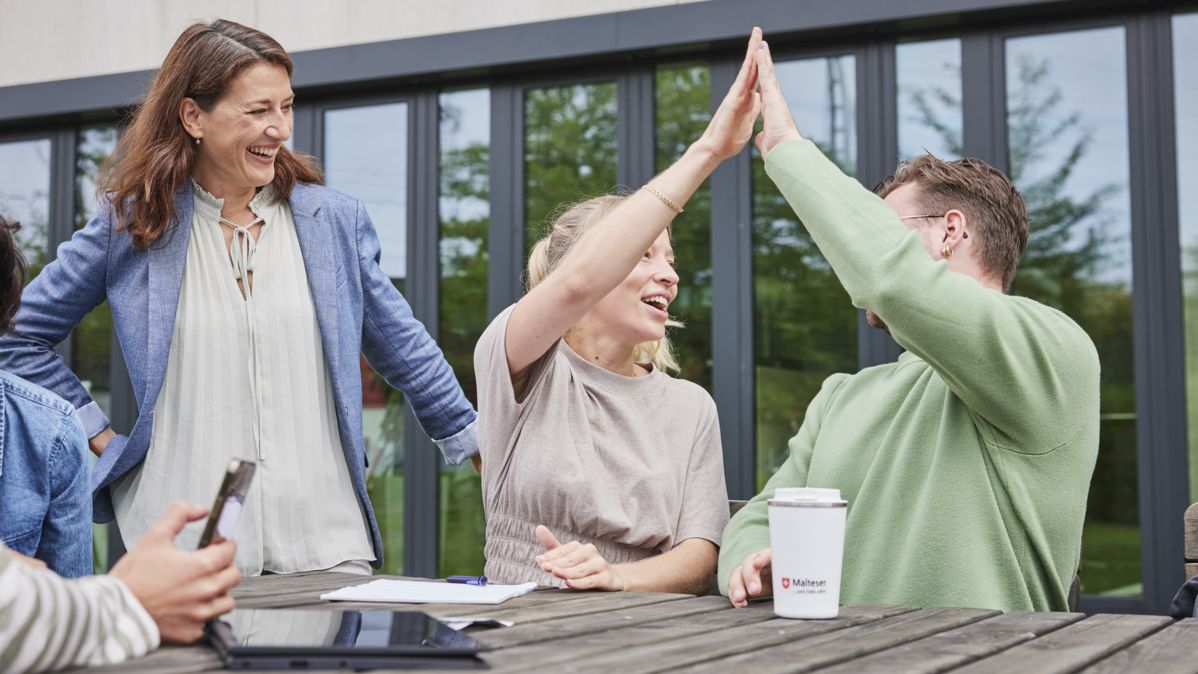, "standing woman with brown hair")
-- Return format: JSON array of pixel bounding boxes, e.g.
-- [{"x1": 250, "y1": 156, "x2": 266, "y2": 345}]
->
[{"x1": 0, "y1": 19, "x2": 478, "y2": 576}]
